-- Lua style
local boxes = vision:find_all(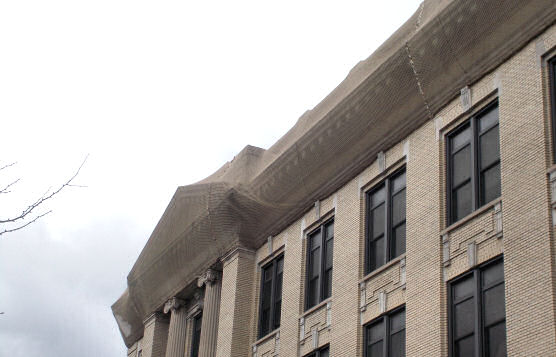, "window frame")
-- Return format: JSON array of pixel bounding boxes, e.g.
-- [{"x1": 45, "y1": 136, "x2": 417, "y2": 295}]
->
[
  {"x1": 446, "y1": 100, "x2": 500, "y2": 225},
  {"x1": 364, "y1": 306, "x2": 406, "y2": 357},
  {"x1": 549, "y1": 56, "x2": 556, "y2": 163},
  {"x1": 305, "y1": 218, "x2": 334, "y2": 311},
  {"x1": 304, "y1": 344, "x2": 330, "y2": 357},
  {"x1": 257, "y1": 254, "x2": 284, "y2": 339},
  {"x1": 447, "y1": 256, "x2": 506, "y2": 357},
  {"x1": 190, "y1": 312, "x2": 202, "y2": 357},
  {"x1": 365, "y1": 167, "x2": 406, "y2": 274}
]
